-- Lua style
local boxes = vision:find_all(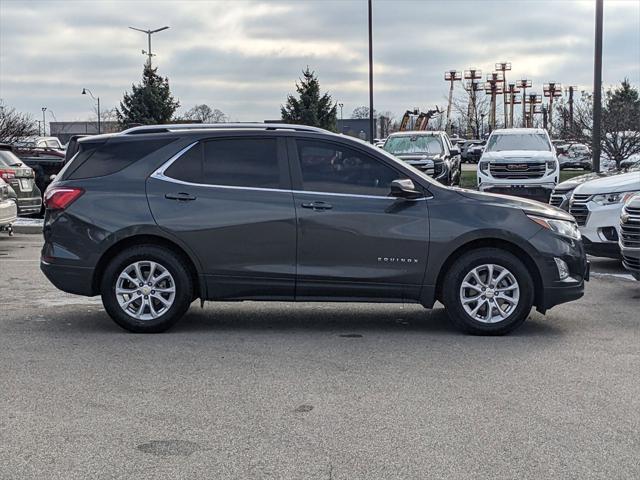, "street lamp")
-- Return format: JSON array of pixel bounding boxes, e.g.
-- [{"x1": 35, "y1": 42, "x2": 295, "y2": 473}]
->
[
  {"x1": 484, "y1": 72, "x2": 504, "y2": 132},
  {"x1": 41, "y1": 107, "x2": 47, "y2": 136},
  {"x1": 444, "y1": 70, "x2": 462, "y2": 135},
  {"x1": 464, "y1": 68, "x2": 483, "y2": 138},
  {"x1": 517, "y1": 79, "x2": 532, "y2": 127},
  {"x1": 338, "y1": 102, "x2": 344, "y2": 121},
  {"x1": 82, "y1": 88, "x2": 101, "y2": 134},
  {"x1": 129, "y1": 26, "x2": 170, "y2": 66},
  {"x1": 495, "y1": 62, "x2": 512, "y2": 127},
  {"x1": 543, "y1": 81, "x2": 562, "y2": 136}
]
